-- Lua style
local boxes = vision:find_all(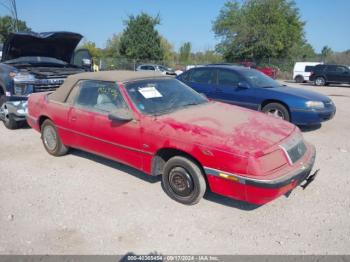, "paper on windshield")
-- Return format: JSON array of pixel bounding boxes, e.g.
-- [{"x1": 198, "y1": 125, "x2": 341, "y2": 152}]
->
[{"x1": 138, "y1": 86, "x2": 163, "y2": 99}]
